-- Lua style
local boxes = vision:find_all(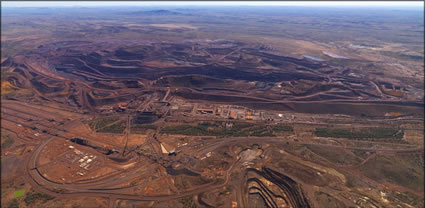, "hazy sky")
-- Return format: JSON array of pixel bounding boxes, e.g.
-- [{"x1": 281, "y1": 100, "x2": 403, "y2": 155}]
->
[{"x1": 2, "y1": 1, "x2": 424, "y2": 8}]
